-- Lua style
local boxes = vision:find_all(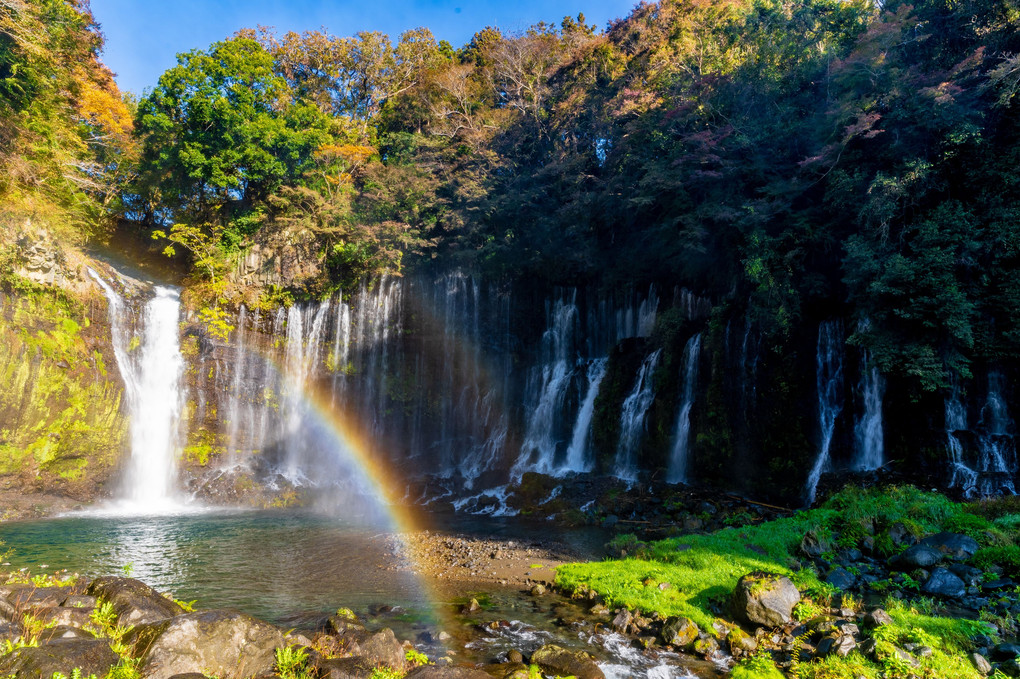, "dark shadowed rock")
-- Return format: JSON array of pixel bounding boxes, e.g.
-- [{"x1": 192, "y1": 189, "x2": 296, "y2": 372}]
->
[
  {"x1": 127, "y1": 609, "x2": 287, "y2": 679},
  {"x1": 168, "y1": 674, "x2": 211, "y2": 679},
  {"x1": 86, "y1": 576, "x2": 184, "y2": 625},
  {"x1": 888, "y1": 522, "x2": 918, "y2": 548},
  {"x1": 662, "y1": 616, "x2": 699, "y2": 648},
  {"x1": 921, "y1": 568, "x2": 966, "y2": 598},
  {"x1": 825, "y1": 567, "x2": 856, "y2": 591},
  {"x1": 816, "y1": 634, "x2": 856, "y2": 658},
  {"x1": 0, "y1": 585, "x2": 70, "y2": 612},
  {"x1": 733, "y1": 573, "x2": 800, "y2": 627},
  {"x1": 531, "y1": 644, "x2": 605, "y2": 679},
  {"x1": 920, "y1": 532, "x2": 979, "y2": 561},
  {"x1": 404, "y1": 667, "x2": 493, "y2": 679},
  {"x1": 316, "y1": 657, "x2": 378, "y2": 679},
  {"x1": 889, "y1": 544, "x2": 943, "y2": 571},
  {"x1": 0, "y1": 638, "x2": 119, "y2": 678},
  {"x1": 32, "y1": 605, "x2": 93, "y2": 628}
]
